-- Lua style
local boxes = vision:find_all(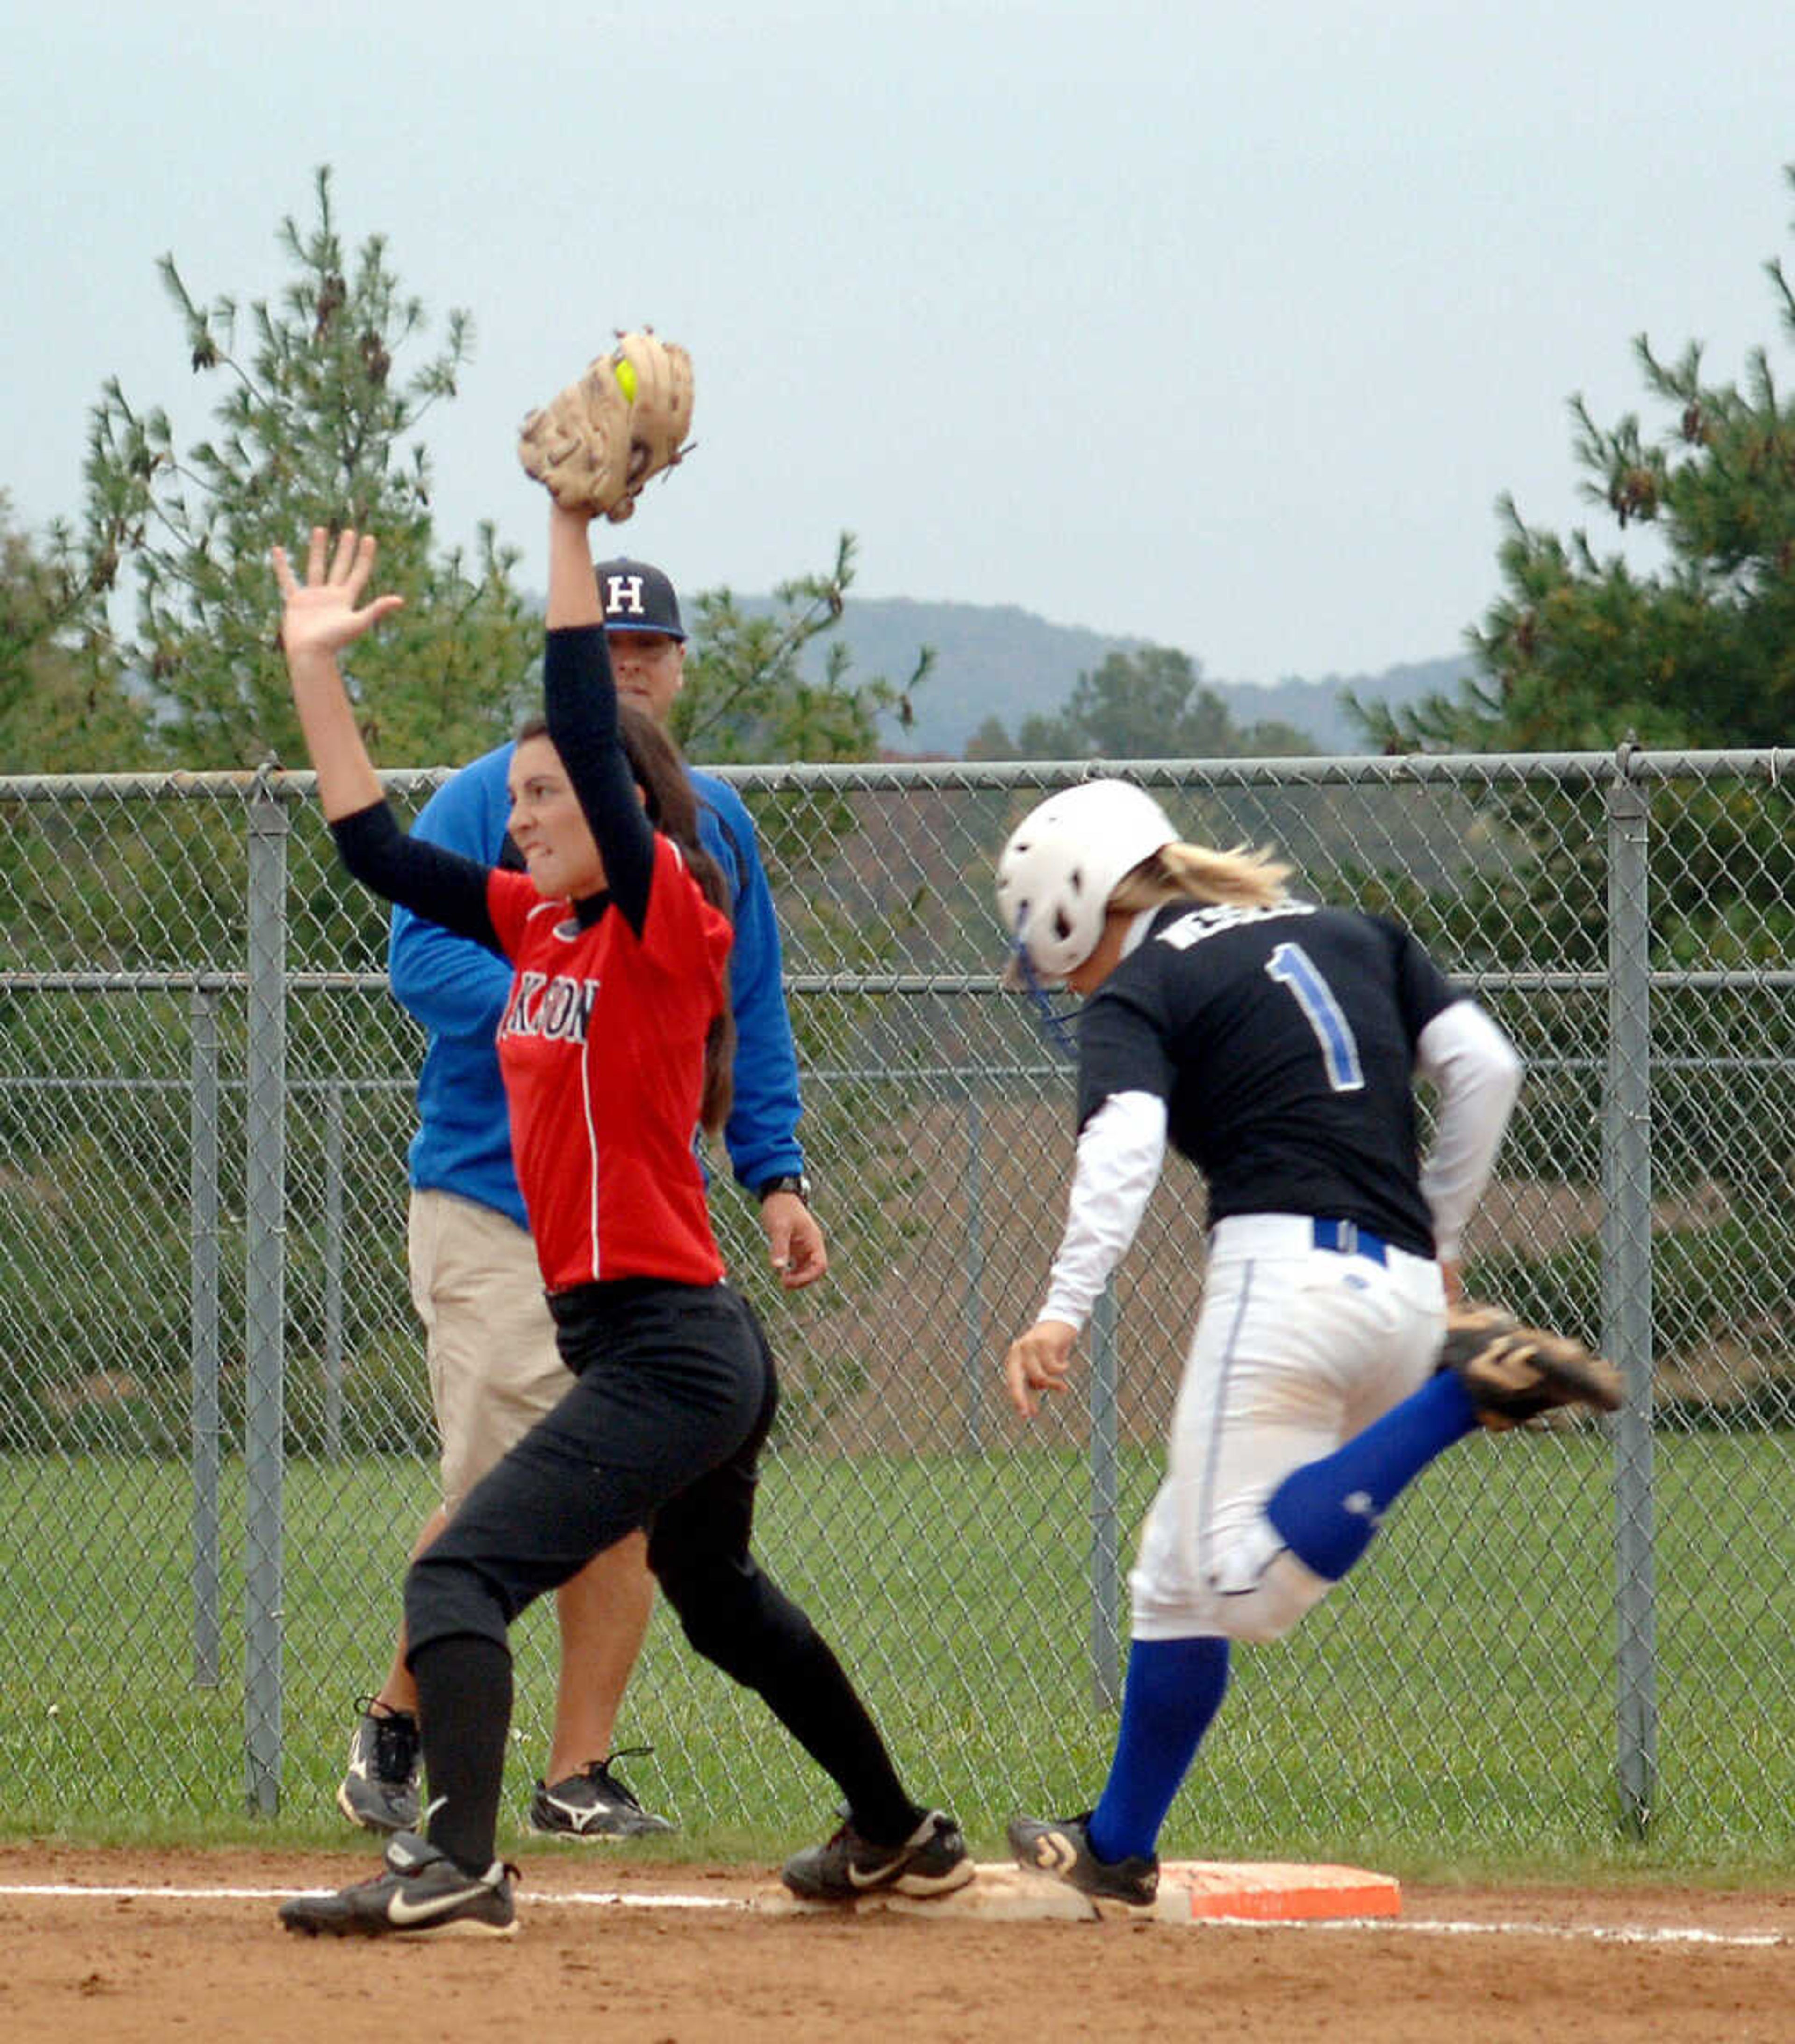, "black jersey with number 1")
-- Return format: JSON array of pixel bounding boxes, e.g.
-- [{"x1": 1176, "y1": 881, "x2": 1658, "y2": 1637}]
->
[{"x1": 1074, "y1": 899, "x2": 1459, "y2": 1258}]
